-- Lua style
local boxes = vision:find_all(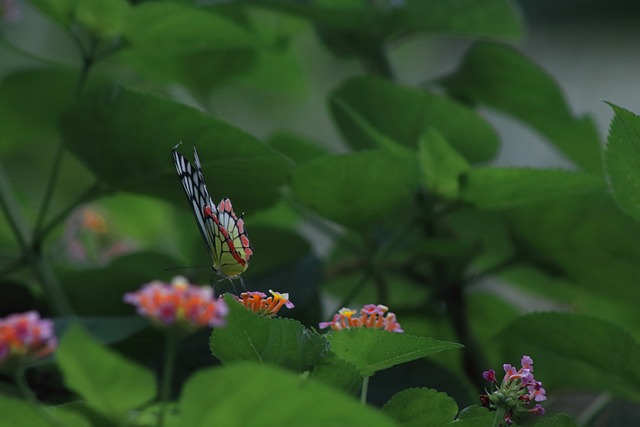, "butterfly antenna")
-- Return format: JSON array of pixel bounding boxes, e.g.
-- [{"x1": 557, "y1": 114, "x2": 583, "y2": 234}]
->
[{"x1": 239, "y1": 276, "x2": 247, "y2": 292}]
